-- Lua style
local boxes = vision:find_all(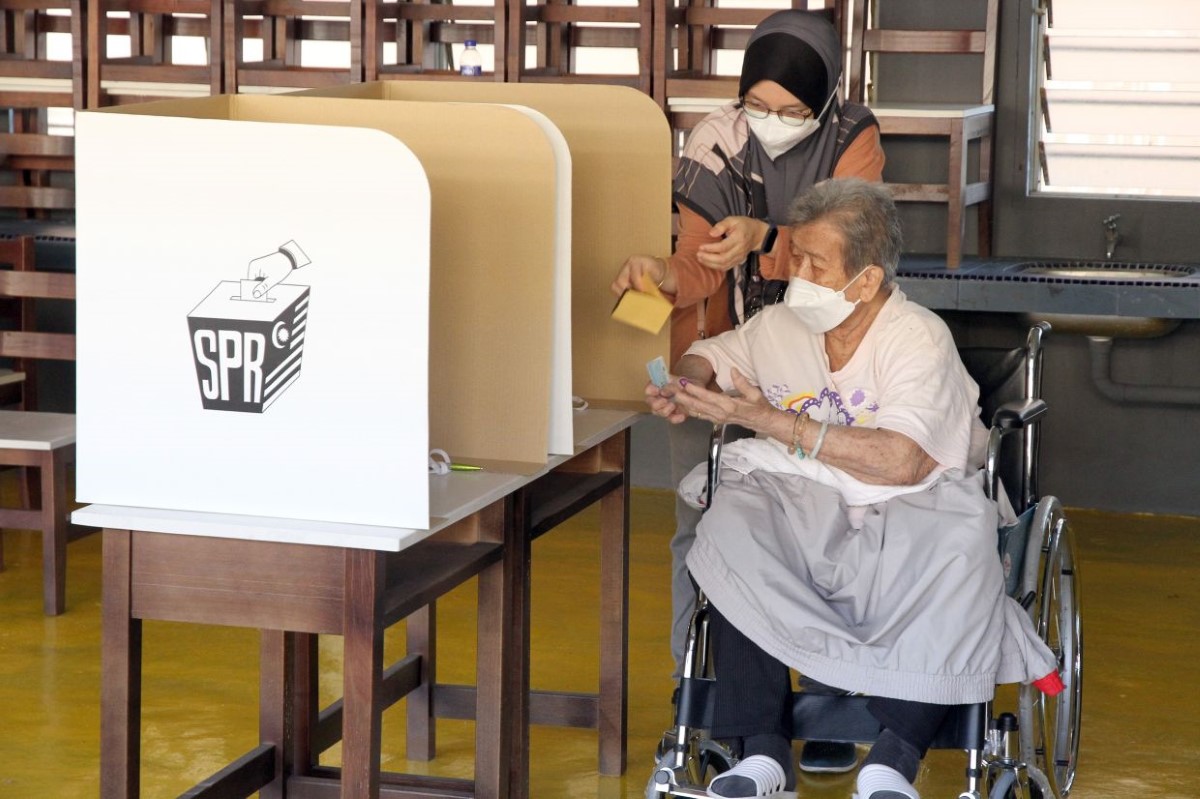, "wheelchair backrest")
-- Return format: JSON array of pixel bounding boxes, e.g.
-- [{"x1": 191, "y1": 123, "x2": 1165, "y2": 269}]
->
[{"x1": 956, "y1": 324, "x2": 1049, "y2": 514}]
